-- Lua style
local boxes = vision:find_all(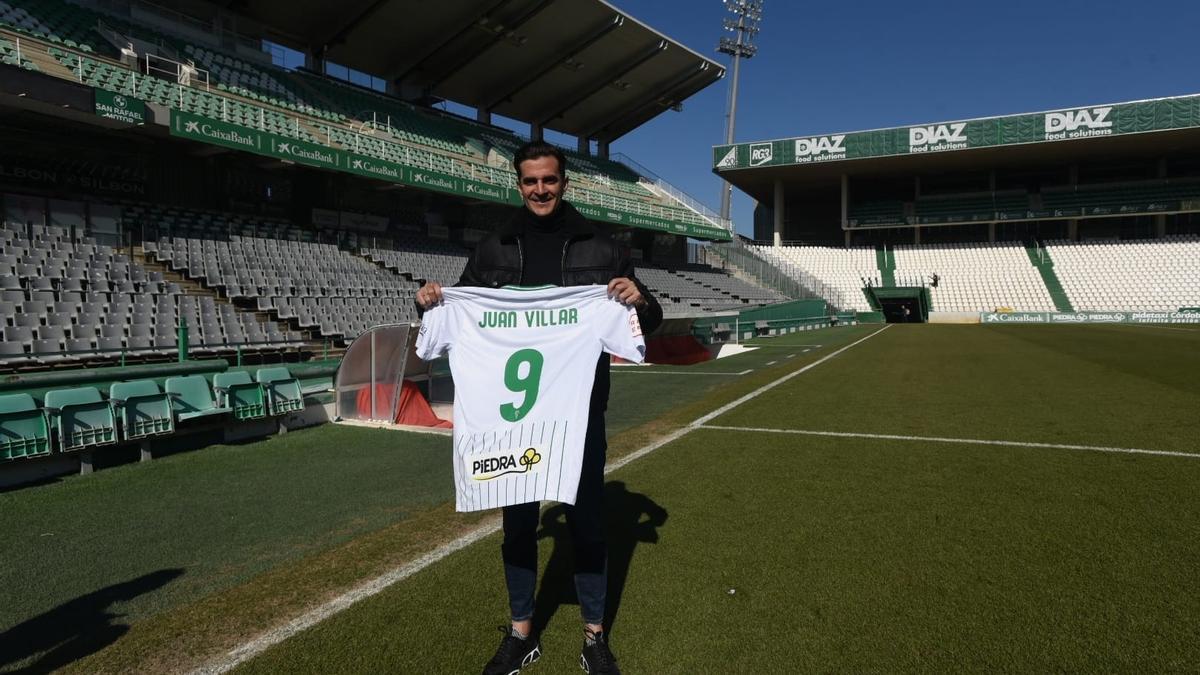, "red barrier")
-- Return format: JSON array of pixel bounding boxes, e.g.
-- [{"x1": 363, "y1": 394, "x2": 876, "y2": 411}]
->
[
  {"x1": 643, "y1": 335, "x2": 712, "y2": 365},
  {"x1": 354, "y1": 381, "x2": 452, "y2": 428}
]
